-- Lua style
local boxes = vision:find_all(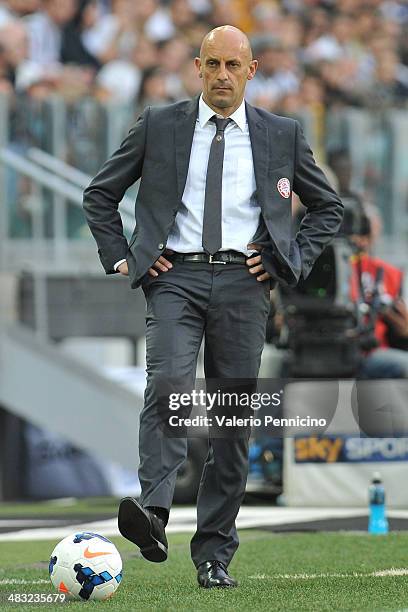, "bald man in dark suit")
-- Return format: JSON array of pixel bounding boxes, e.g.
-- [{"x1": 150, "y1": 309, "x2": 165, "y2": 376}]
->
[{"x1": 83, "y1": 25, "x2": 343, "y2": 588}]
